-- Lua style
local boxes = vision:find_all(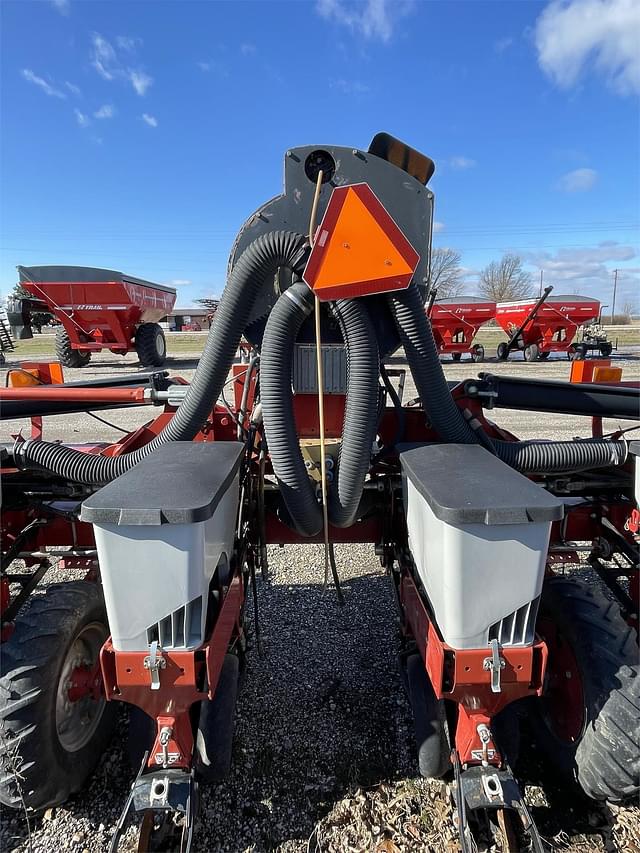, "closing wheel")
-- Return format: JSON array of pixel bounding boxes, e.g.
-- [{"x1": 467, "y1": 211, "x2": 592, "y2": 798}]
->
[
  {"x1": 195, "y1": 653, "x2": 240, "y2": 782},
  {"x1": 496, "y1": 342, "x2": 509, "y2": 361},
  {"x1": 0, "y1": 581, "x2": 115, "y2": 810},
  {"x1": 406, "y1": 653, "x2": 450, "y2": 779},
  {"x1": 471, "y1": 344, "x2": 485, "y2": 363},
  {"x1": 55, "y1": 327, "x2": 91, "y2": 368},
  {"x1": 524, "y1": 343, "x2": 539, "y2": 362},
  {"x1": 531, "y1": 577, "x2": 639, "y2": 801},
  {"x1": 135, "y1": 323, "x2": 167, "y2": 367}
]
